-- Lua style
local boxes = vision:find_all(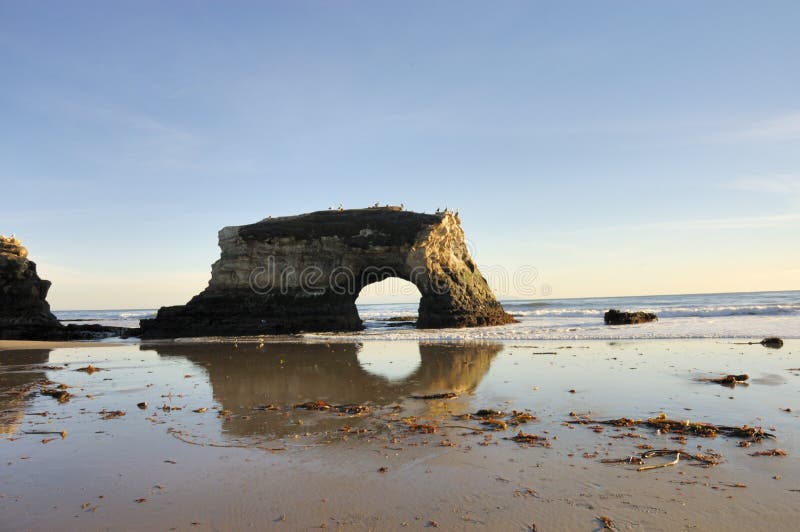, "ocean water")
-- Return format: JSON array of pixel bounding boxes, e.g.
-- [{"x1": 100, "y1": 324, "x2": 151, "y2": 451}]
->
[
  {"x1": 54, "y1": 290, "x2": 800, "y2": 340},
  {"x1": 54, "y1": 309, "x2": 156, "y2": 329}
]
